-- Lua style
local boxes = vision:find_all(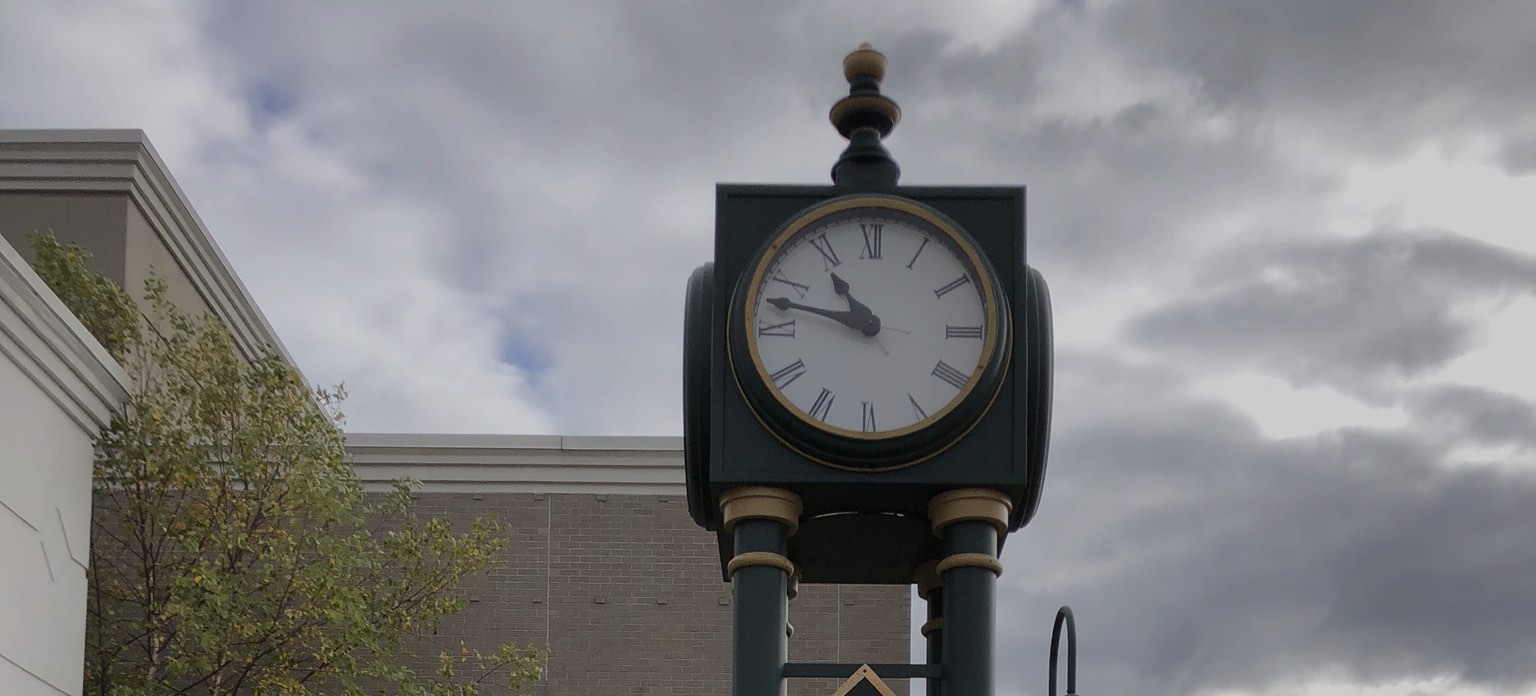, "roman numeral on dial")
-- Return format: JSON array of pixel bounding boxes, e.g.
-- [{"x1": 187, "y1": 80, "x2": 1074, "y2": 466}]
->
[
  {"x1": 931, "y1": 360, "x2": 970, "y2": 390},
  {"x1": 859, "y1": 223, "x2": 882, "y2": 259},
  {"x1": 908, "y1": 393, "x2": 928, "y2": 420},
  {"x1": 758, "y1": 318, "x2": 796, "y2": 337},
  {"x1": 808, "y1": 388, "x2": 835, "y2": 421},
  {"x1": 946, "y1": 325, "x2": 982, "y2": 339},
  {"x1": 861, "y1": 401, "x2": 876, "y2": 431},
  {"x1": 810, "y1": 234, "x2": 841, "y2": 270},
  {"x1": 769, "y1": 359, "x2": 807, "y2": 388},
  {"x1": 934, "y1": 275, "x2": 972, "y2": 298},
  {"x1": 770, "y1": 270, "x2": 810, "y2": 298},
  {"x1": 906, "y1": 237, "x2": 930, "y2": 269}
]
